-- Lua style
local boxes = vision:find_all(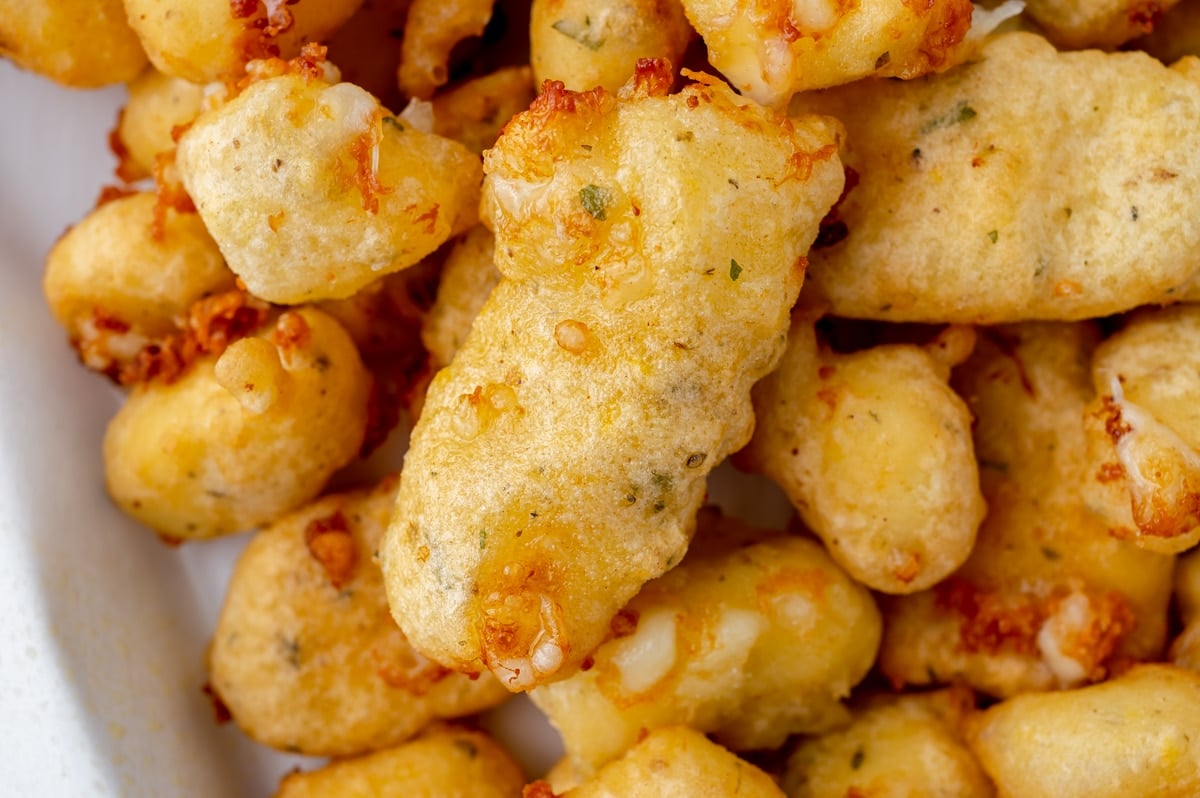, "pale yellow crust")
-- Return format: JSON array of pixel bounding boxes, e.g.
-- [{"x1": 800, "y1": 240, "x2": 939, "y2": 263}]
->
[
  {"x1": 681, "y1": 0, "x2": 974, "y2": 107},
  {"x1": 273, "y1": 727, "x2": 525, "y2": 798},
  {"x1": 531, "y1": 511, "x2": 880, "y2": 777},
  {"x1": 383, "y1": 67, "x2": 843, "y2": 691},
  {"x1": 554, "y1": 726, "x2": 786, "y2": 798},
  {"x1": 531, "y1": 0, "x2": 694, "y2": 93},
  {"x1": 967, "y1": 665, "x2": 1200, "y2": 798},
  {"x1": 0, "y1": 0, "x2": 146, "y2": 87},
  {"x1": 421, "y1": 226, "x2": 502, "y2": 369},
  {"x1": 117, "y1": 69, "x2": 207, "y2": 181},
  {"x1": 782, "y1": 689, "x2": 994, "y2": 798},
  {"x1": 1080, "y1": 304, "x2": 1200, "y2": 553},
  {"x1": 104, "y1": 308, "x2": 371, "y2": 539},
  {"x1": 743, "y1": 313, "x2": 983, "y2": 593},
  {"x1": 177, "y1": 73, "x2": 481, "y2": 303},
  {"x1": 880, "y1": 323, "x2": 1174, "y2": 698},
  {"x1": 796, "y1": 33, "x2": 1200, "y2": 323},
  {"x1": 431, "y1": 66, "x2": 537, "y2": 155},
  {"x1": 210, "y1": 479, "x2": 509, "y2": 756},
  {"x1": 1024, "y1": 0, "x2": 1181, "y2": 48},
  {"x1": 124, "y1": 0, "x2": 364, "y2": 83}
]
